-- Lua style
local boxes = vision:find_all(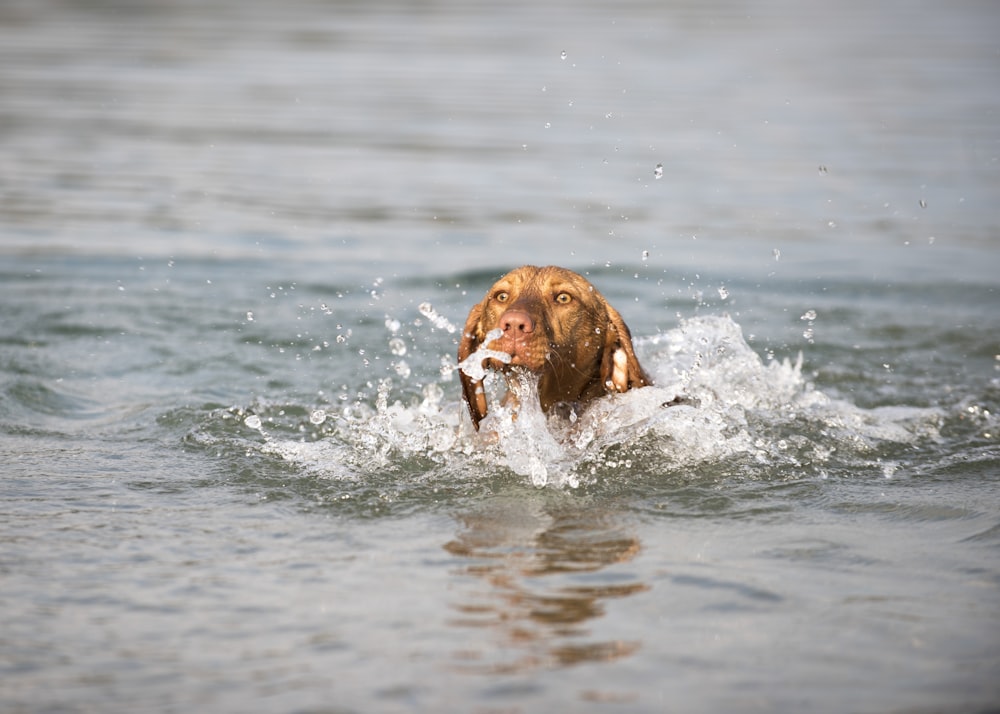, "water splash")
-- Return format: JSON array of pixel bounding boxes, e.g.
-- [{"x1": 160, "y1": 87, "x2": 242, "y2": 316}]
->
[
  {"x1": 478, "y1": 369, "x2": 572, "y2": 487},
  {"x1": 418, "y1": 302, "x2": 457, "y2": 333},
  {"x1": 219, "y1": 315, "x2": 943, "y2": 489},
  {"x1": 457, "y1": 328, "x2": 510, "y2": 381}
]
